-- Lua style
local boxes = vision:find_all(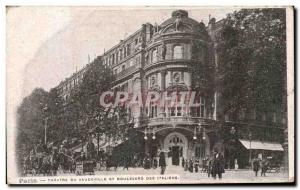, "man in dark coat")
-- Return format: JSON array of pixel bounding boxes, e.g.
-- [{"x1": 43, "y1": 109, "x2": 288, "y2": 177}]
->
[
  {"x1": 123, "y1": 155, "x2": 130, "y2": 170},
  {"x1": 159, "y1": 151, "x2": 166, "y2": 175},
  {"x1": 211, "y1": 149, "x2": 225, "y2": 179},
  {"x1": 51, "y1": 147, "x2": 59, "y2": 176},
  {"x1": 181, "y1": 157, "x2": 185, "y2": 168},
  {"x1": 86, "y1": 138, "x2": 95, "y2": 160},
  {"x1": 252, "y1": 157, "x2": 260, "y2": 177}
]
